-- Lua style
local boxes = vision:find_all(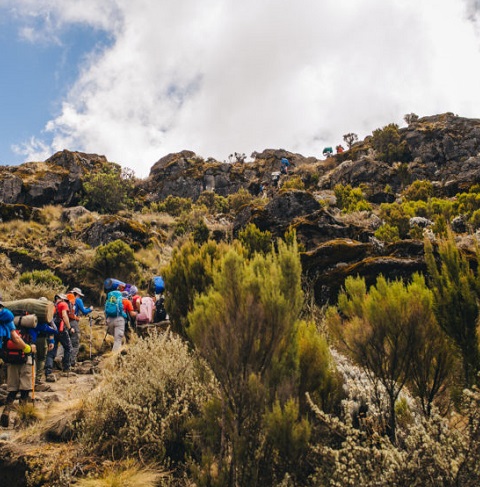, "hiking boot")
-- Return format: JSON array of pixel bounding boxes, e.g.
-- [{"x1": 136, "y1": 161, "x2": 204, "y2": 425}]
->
[
  {"x1": 45, "y1": 374, "x2": 57, "y2": 383},
  {"x1": 1, "y1": 406, "x2": 11, "y2": 428}
]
